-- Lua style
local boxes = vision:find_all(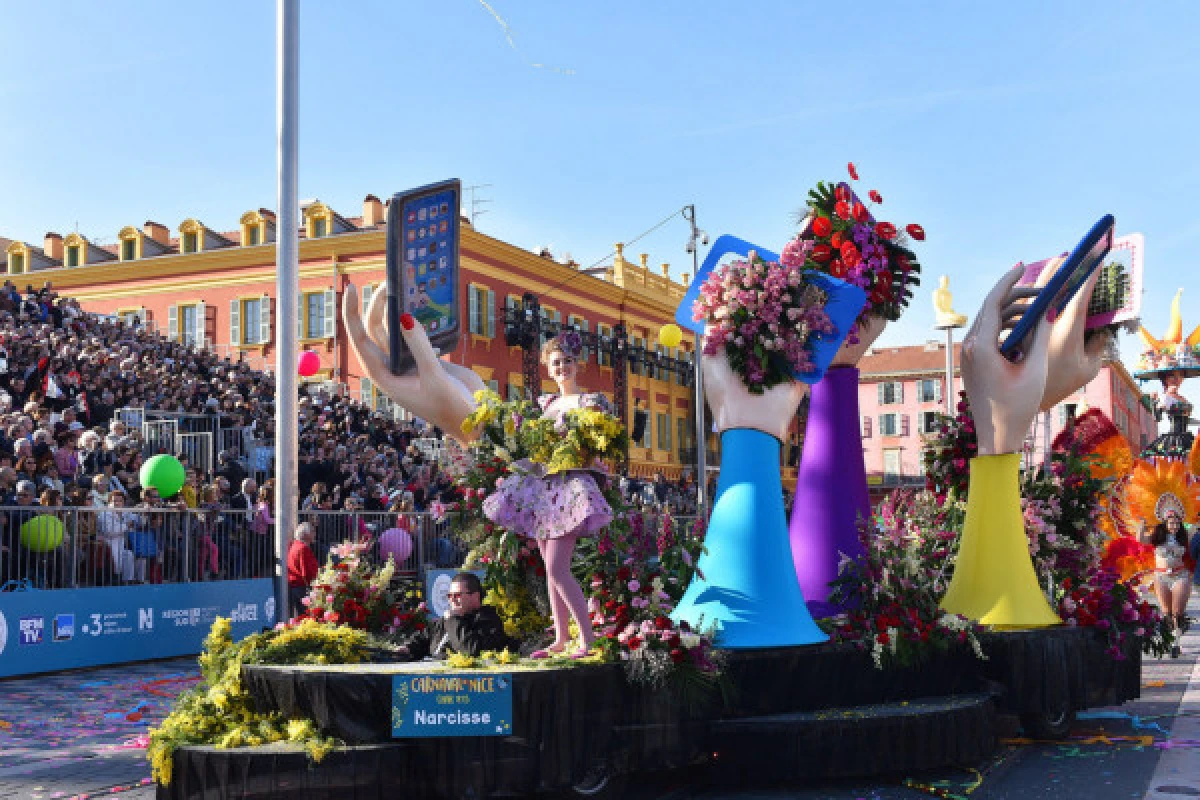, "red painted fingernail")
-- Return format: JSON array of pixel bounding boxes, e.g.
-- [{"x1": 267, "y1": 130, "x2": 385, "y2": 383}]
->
[{"x1": 400, "y1": 313, "x2": 415, "y2": 331}]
